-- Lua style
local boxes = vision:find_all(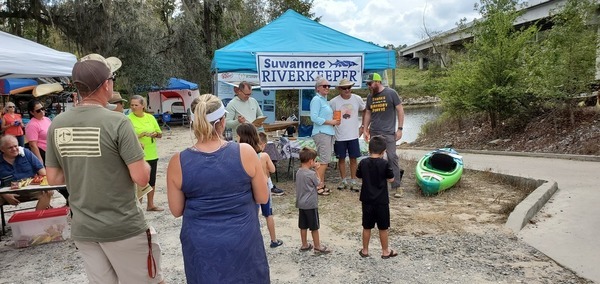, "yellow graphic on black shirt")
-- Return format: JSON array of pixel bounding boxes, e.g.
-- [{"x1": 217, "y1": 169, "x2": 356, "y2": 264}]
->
[{"x1": 371, "y1": 96, "x2": 388, "y2": 113}]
